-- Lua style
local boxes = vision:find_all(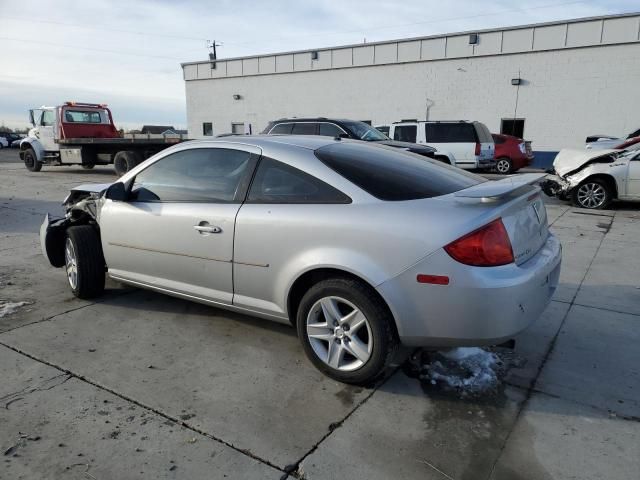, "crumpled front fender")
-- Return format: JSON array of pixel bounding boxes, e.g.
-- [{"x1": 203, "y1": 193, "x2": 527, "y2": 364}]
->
[{"x1": 40, "y1": 214, "x2": 70, "y2": 268}]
